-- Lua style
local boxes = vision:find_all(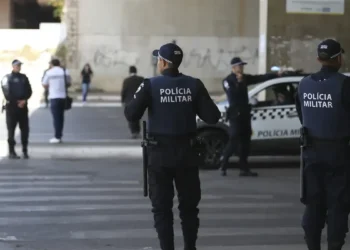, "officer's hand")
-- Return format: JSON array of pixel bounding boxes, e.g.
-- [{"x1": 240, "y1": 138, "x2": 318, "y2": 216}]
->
[
  {"x1": 17, "y1": 100, "x2": 26, "y2": 108},
  {"x1": 236, "y1": 72, "x2": 243, "y2": 82}
]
